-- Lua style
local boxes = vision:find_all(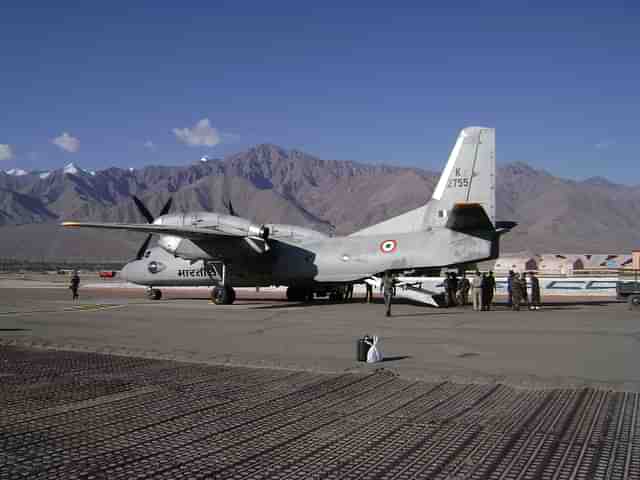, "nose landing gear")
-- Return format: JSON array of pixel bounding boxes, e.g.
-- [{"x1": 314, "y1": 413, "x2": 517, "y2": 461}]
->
[
  {"x1": 211, "y1": 285, "x2": 236, "y2": 305},
  {"x1": 146, "y1": 288, "x2": 162, "y2": 300}
]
